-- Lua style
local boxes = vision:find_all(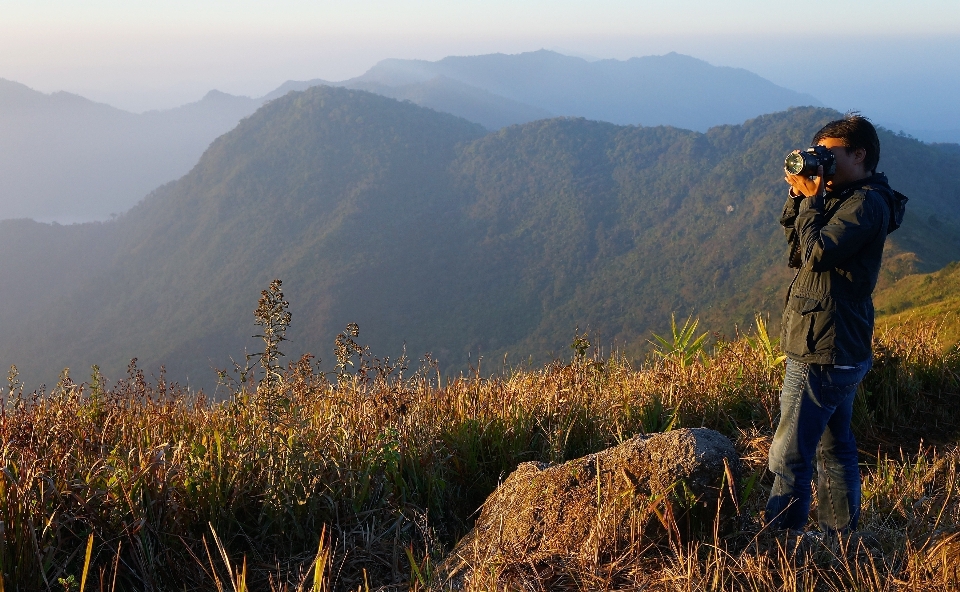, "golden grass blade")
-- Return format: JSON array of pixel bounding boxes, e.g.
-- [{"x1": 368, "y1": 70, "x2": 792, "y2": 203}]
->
[
  {"x1": 203, "y1": 534, "x2": 226, "y2": 592},
  {"x1": 722, "y1": 457, "x2": 740, "y2": 516},
  {"x1": 209, "y1": 522, "x2": 235, "y2": 587},
  {"x1": 109, "y1": 542, "x2": 121, "y2": 592},
  {"x1": 238, "y1": 556, "x2": 247, "y2": 592},
  {"x1": 79, "y1": 533, "x2": 93, "y2": 592},
  {"x1": 312, "y1": 525, "x2": 329, "y2": 592}
]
